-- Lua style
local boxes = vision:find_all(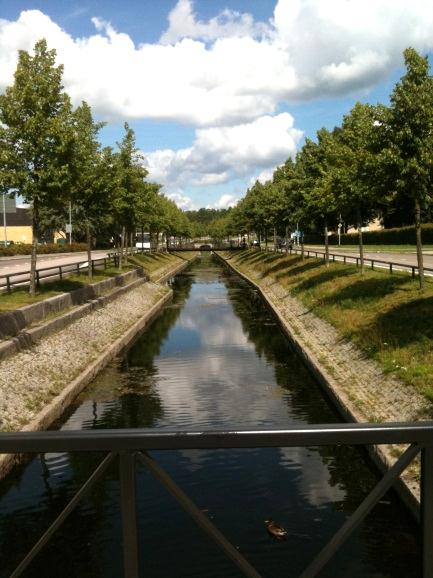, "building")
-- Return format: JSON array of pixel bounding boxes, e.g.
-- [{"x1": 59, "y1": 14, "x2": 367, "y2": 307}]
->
[{"x1": 0, "y1": 197, "x2": 32, "y2": 244}]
